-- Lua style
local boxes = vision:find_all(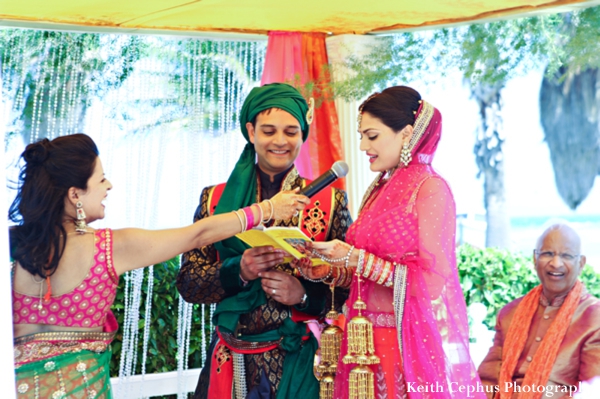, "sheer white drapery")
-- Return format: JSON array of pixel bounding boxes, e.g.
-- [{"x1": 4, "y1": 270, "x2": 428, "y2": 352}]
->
[{"x1": 2, "y1": 30, "x2": 266, "y2": 398}]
